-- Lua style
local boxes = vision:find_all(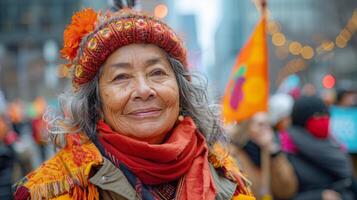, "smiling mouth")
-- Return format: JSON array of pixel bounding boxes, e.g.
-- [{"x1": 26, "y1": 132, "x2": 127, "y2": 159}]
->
[{"x1": 128, "y1": 108, "x2": 162, "y2": 118}]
